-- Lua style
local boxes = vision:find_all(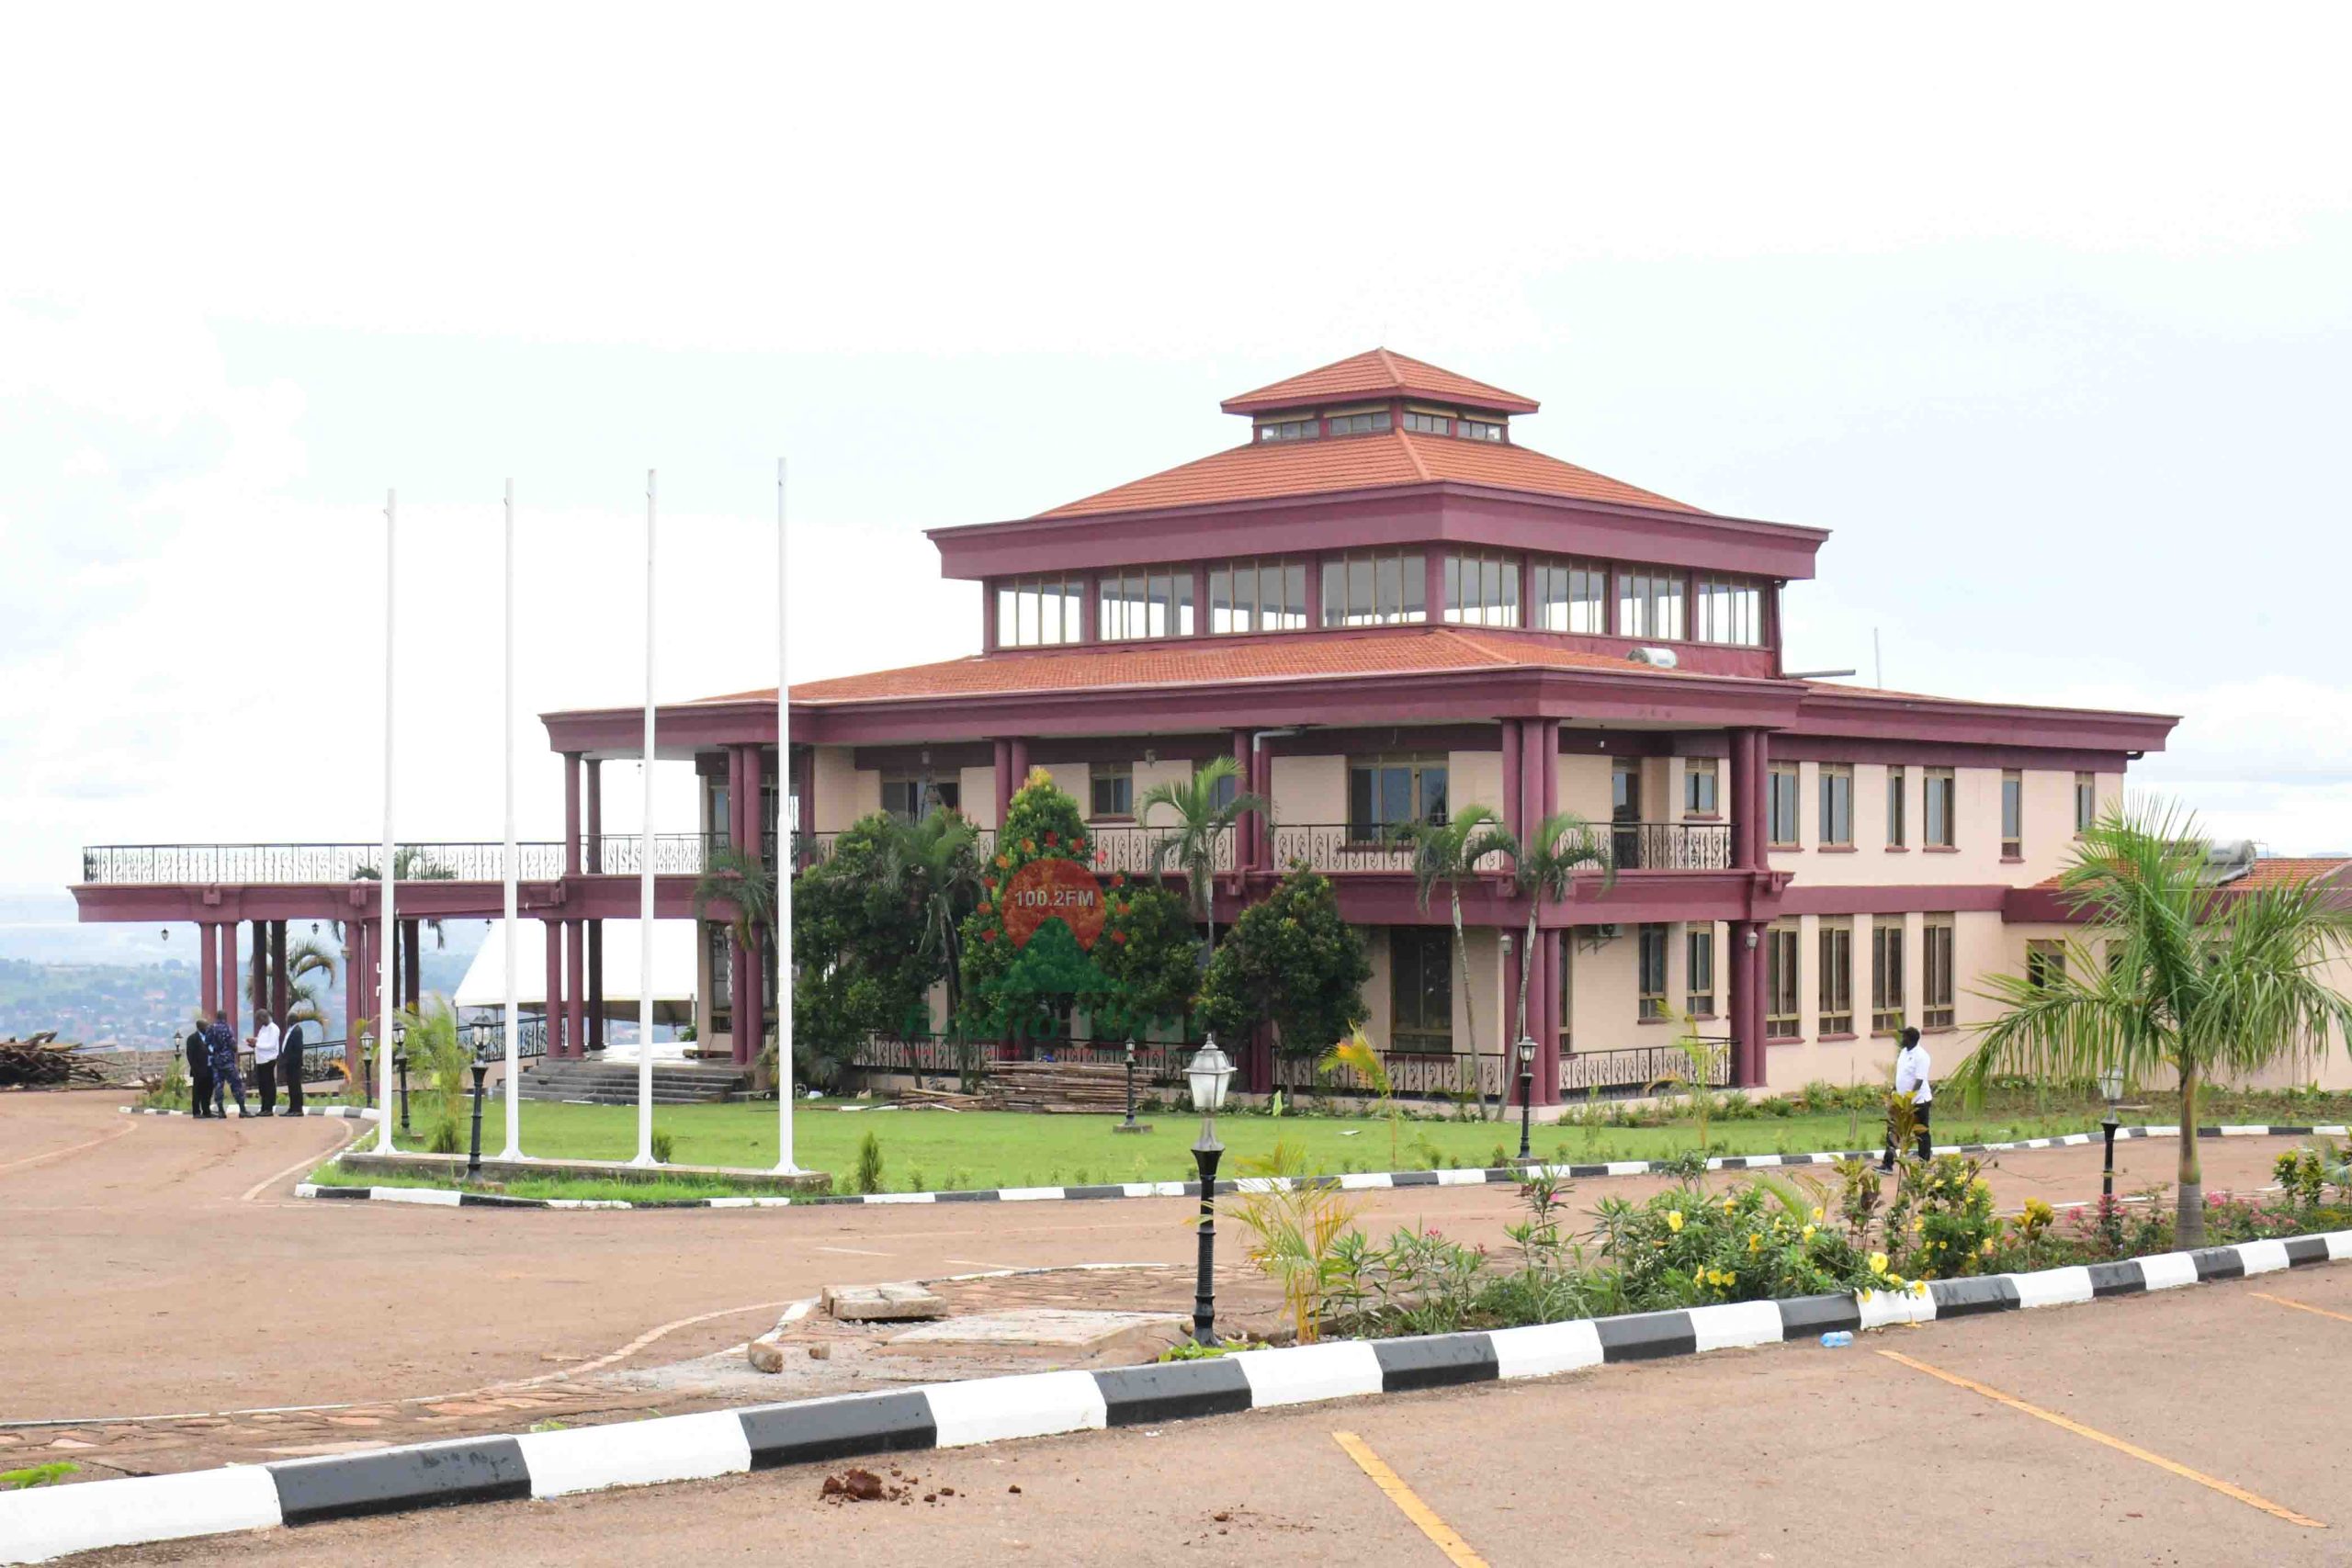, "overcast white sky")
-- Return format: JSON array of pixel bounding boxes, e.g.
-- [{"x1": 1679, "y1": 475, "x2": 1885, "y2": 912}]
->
[{"x1": 4, "y1": 3, "x2": 2349, "y2": 916}]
